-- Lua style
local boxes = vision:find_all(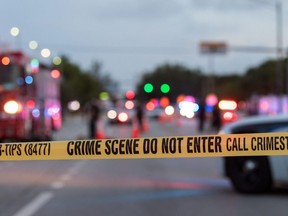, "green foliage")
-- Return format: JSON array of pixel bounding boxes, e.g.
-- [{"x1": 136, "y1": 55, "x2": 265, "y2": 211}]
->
[
  {"x1": 56, "y1": 56, "x2": 106, "y2": 111},
  {"x1": 57, "y1": 55, "x2": 288, "y2": 110},
  {"x1": 136, "y1": 63, "x2": 204, "y2": 102},
  {"x1": 215, "y1": 75, "x2": 244, "y2": 100},
  {"x1": 135, "y1": 58, "x2": 288, "y2": 103}
]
